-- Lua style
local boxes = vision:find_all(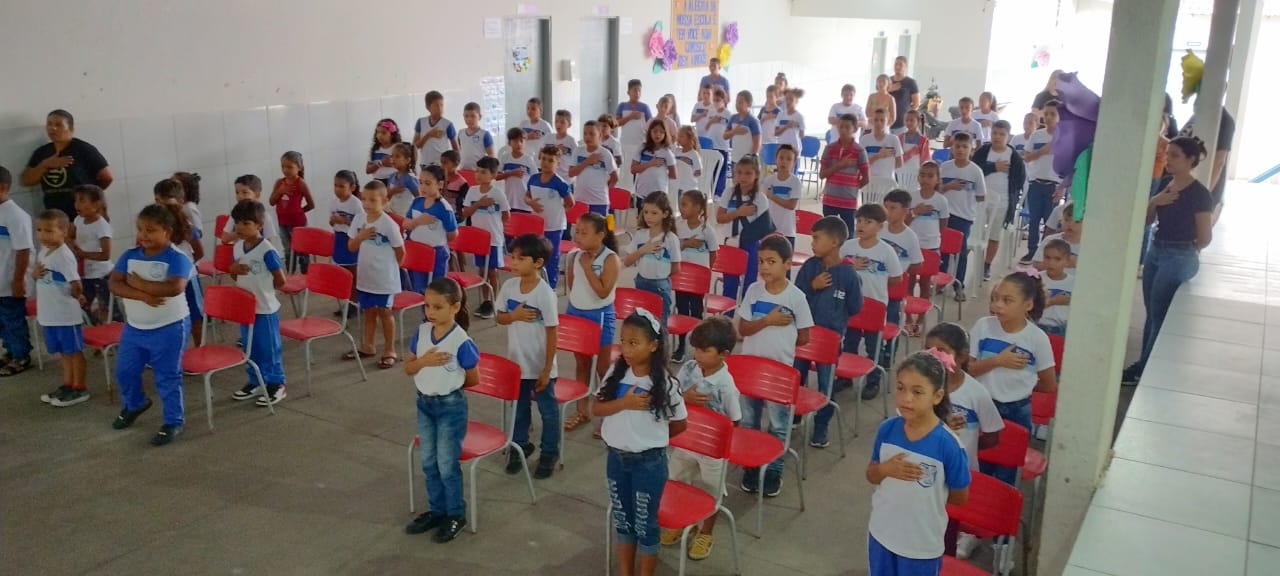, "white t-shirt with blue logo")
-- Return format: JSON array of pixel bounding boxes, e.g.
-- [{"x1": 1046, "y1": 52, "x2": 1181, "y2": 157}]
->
[
  {"x1": 634, "y1": 147, "x2": 676, "y2": 196},
  {"x1": 520, "y1": 118, "x2": 556, "y2": 153},
  {"x1": 222, "y1": 210, "x2": 280, "y2": 246},
  {"x1": 527, "y1": 173, "x2": 573, "y2": 231},
  {"x1": 758, "y1": 104, "x2": 783, "y2": 144},
  {"x1": 972, "y1": 110, "x2": 1000, "y2": 141},
  {"x1": 409, "y1": 323, "x2": 481, "y2": 396},
  {"x1": 860, "y1": 132, "x2": 903, "y2": 181},
  {"x1": 776, "y1": 110, "x2": 806, "y2": 151},
  {"x1": 571, "y1": 145, "x2": 618, "y2": 206},
  {"x1": 1026, "y1": 128, "x2": 1058, "y2": 182},
  {"x1": 329, "y1": 196, "x2": 362, "y2": 235},
  {"x1": 600, "y1": 367, "x2": 688, "y2": 453},
  {"x1": 1010, "y1": 133, "x2": 1031, "y2": 156},
  {"x1": 233, "y1": 237, "x2": 284, "y2": 315},
  {"x1": 459, "y1": 127, "x2": 494, "y2": 170},
  {"x1": 947, "y1": 373, "x2": 1004, "y2": 469},
  {"x1": 939, "y1": 160, "x2": 987, "y2": 222},
  {"x1": 675, "y1": 361, "x2": 742, "y2": 422},
  {"x1": 0, "y1": 201, "x2": 34, "y2": 299},
  {"x1": 463, "y1": 185, "x2": 510, "y2": 249},
  {"x1": 675, "y1": 149, "x2": 703, "y2": 194},
  {"x1": 115, "y1": 245, "x2": 192, "y2": 330},
  {"x1": 828, "y1": 102, "x2": 866, "y2": 127},
  {"x1": 761, "y1": 172, "x2": 801, "y2": 238},
  {"x1": 35, "y1": 244, "x2": 83, "y2": 327},
  {"x1": 970, "y1": 316, "x2": 1056, "y2": 403},
  {"x1": 496, "y1": 277, "x2": 559, "y2": 380},
  {"x1": 908, "y1": 192, "x2": 950, "y2": 250},
  {"x1": 500, "y1": 150, "x2": 537, "y2": 213},
  {"x1": 839, "y1": 238, "x2": 904, "y2": 304},
  {"x1": 349, "y1": 211, "x2": 405, "y2": 295},
  {"x1": 74, "y1": 216, "x2": 114, "y2": 279},
  {"x1": 1040, "y1": 271, "x2": 1075, "y2": 329},
  {"x1": 550, "y1": 134, "x2": 577, "y2": 180},
  {"x1": 727, "y1": 113, "x2": 761, "y2": 161},
  {"x1": 946, "y1": 118, "x2": 985, "y2": 146},
  {"x1": 406, "y1": 197, "x2": 458, "y2": 248},
  {"x1": 631, "y1": 228, "x2": 682, "y2": 280},
  {"x1": 415, "y1": 116, "x2": 458, "y2": 167},
  {"x1": 676, "y1": 219, "x2": 719, "y2": 268},
  {"x1": 370, "y1": 145, "x2": 397, "y2": 181},
  {"x1": 880, "y1": 225, "x2": 924, "y2": 274},
  {"x1": 869, "y1": 418, "x2": 971, "y2": 559},
  {"x1": 738, "y1": 281, "x2": 814, "y2": 366}
]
